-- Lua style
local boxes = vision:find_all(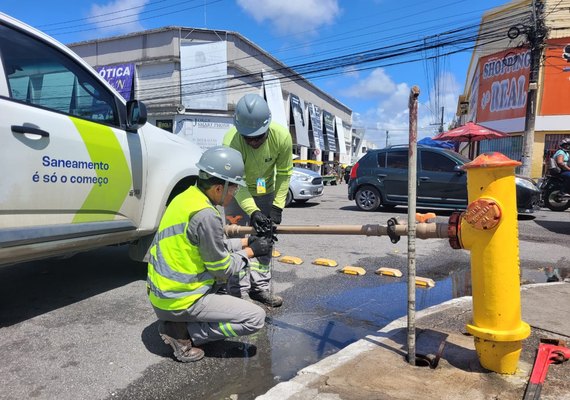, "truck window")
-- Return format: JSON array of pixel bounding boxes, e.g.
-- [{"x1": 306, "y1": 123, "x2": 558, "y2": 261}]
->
[{"x1": 0, "y1": 24, "x2": 118, "y2": 126}]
